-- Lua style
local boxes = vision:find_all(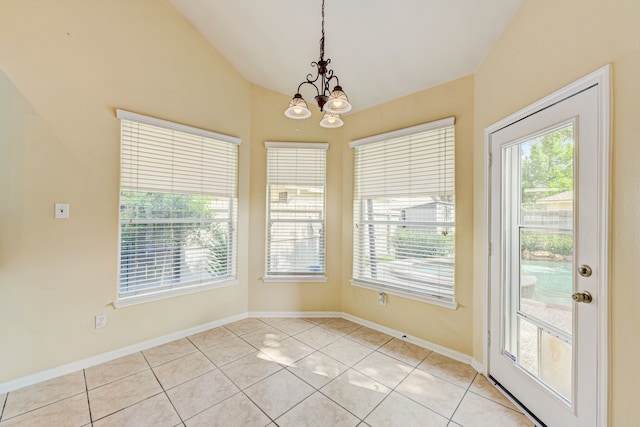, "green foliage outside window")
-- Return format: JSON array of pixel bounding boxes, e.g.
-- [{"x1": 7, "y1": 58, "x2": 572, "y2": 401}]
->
[
  {"x1": 520, "y1": 232, "x2": 573, "y2": 257},
  {"x1": 120, "y1": 191, "x2": 230, "y2": 289},
  {"x1": 520, "y1": 126, "x2": 573, "y2": 207}
]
